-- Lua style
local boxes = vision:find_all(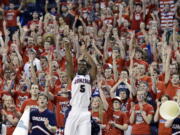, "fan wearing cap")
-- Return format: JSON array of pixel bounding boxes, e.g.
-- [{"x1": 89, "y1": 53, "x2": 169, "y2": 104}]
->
[
  {"x1": 105, "y1": 96, "x2": 128, "y2": 135},
  {"x1": 29, "y1": 92, "x2": 57, "y2": 135}
]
